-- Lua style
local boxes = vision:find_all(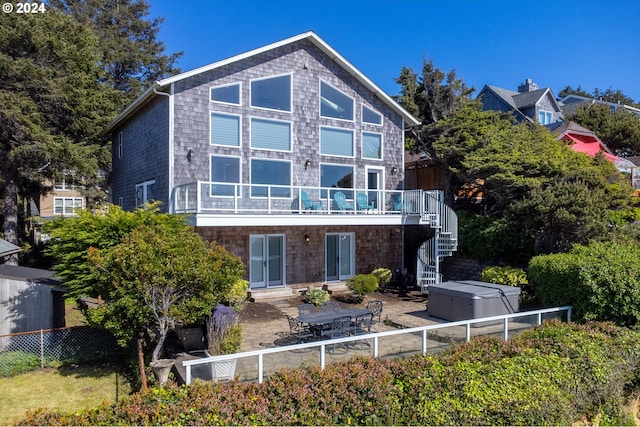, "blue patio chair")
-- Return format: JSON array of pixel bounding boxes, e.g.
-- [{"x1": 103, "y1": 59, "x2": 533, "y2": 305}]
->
[
  {"x1": 390, "y1": 194, "x2": 403, "y2": 212},
  {"x1": 355, "y1": 193, "x2": 375, "y2": 212},
  {"x1": 333, "y1": 192, "x2": 354, "y2": 212},
  {"x1": 301, "y1": 191, "x2": 323, "y2": 211}
]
